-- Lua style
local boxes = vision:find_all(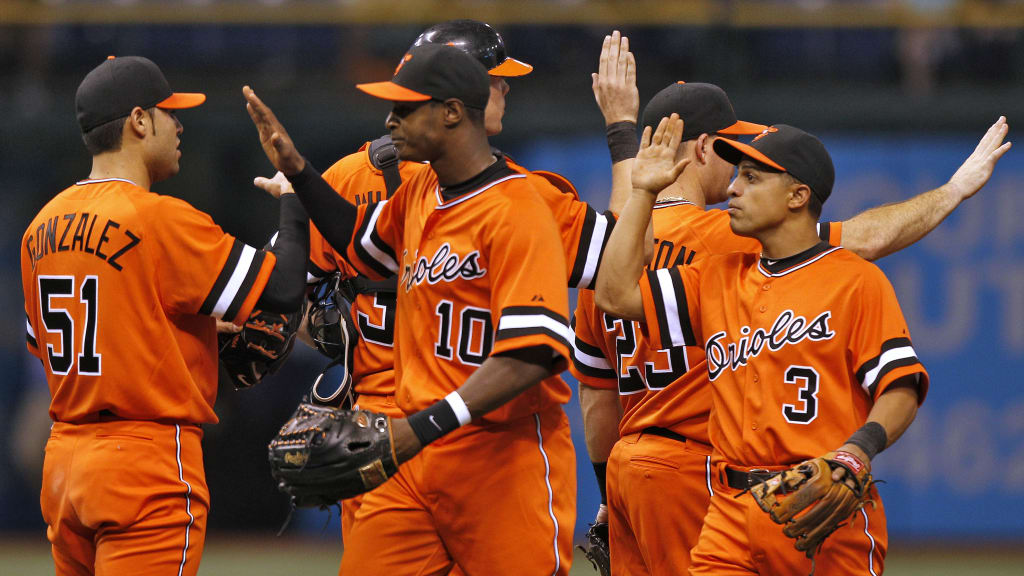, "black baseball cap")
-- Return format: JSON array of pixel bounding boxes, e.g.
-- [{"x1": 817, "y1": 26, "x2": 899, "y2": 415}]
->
[
  {"x1": 75, "y1": 56, "x2": 206, "y2": 133},
  {"x1": 642, "y1": 82, "x2": 768, "y2": 141},
  {"x1": 356, "y1": 43, "x2": 490, "y2": 110},
  {"x1": 713, "y1": 125, "x2": 835, "y2": 203}
]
